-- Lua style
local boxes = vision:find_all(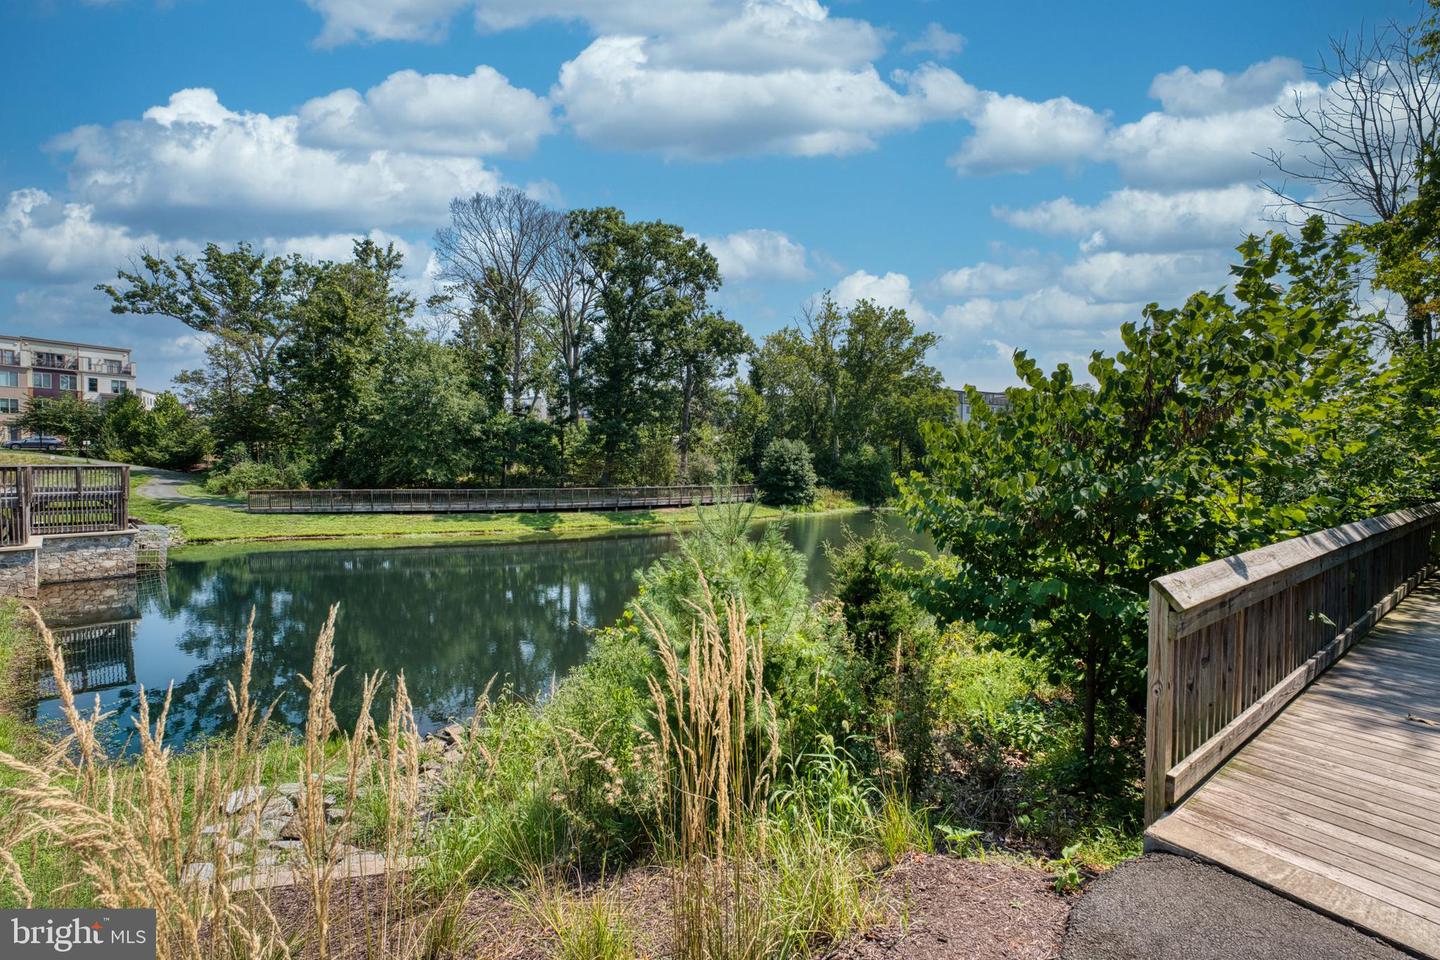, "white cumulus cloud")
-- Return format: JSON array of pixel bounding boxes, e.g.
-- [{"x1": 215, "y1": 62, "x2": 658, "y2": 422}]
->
[
  {"x1": 830, "y1": 269, "x2": 933, "y2": 323},
  {"x1": 298, "y1": 66, "x2": 553, "y2": 156},
  {"x1": 0, "y1": 189, "x2": 163, "y2": 283},
  {"x1": 49, "y1": 88, "x2": 504, "y2": 236},
  {"x1": 903, "y1": 22, "x2": 965, "y2": 59},
  {"x1": 949, "y1": 92, "x2": 1110, "y2": 175},
  {"x1": 705, "y1": 229, "x2": 810, "y2": 281},
  {"x1": 554, "y1": 39, "x2": 976, "y2": 158},
  {"x1": 936, "y1": 261, "x2": 1049, "y2": 297},
  {"x1": 1148, "y1": 56, "x2": 1303, "y2": 117},
  {"x1": 996, "y1": 185, "x2": 1271, "y2": 253}
]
